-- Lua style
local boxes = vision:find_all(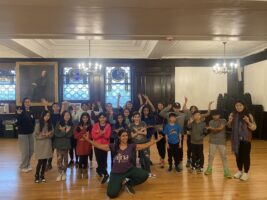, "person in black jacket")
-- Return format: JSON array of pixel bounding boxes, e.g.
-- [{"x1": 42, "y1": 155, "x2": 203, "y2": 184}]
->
[{"x1": 17, "y1": 97, "x2": 35, "y2": 172}]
